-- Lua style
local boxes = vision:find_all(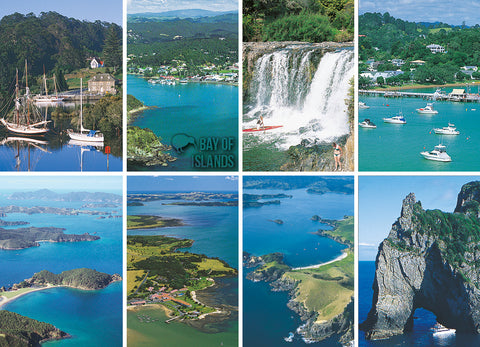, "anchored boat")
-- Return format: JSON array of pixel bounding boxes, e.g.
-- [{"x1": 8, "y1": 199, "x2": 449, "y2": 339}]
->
[{"x1": 420, "y1": 144, "x2": 452, "y2": 162}]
